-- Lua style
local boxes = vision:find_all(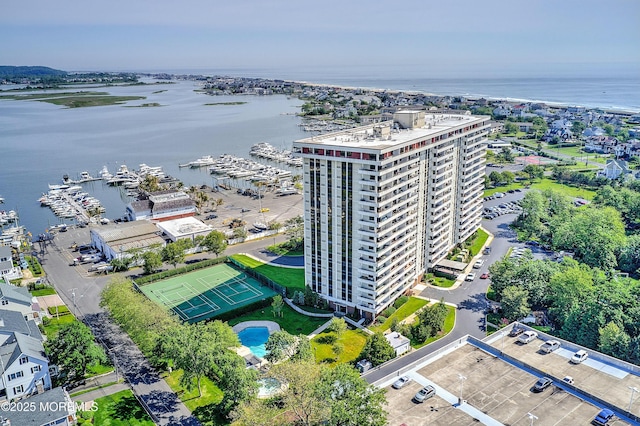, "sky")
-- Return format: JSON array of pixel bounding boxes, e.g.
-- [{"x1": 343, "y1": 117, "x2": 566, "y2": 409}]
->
[{"x1": 2, "y1": 0, "x2": 639, "y2": 79}]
